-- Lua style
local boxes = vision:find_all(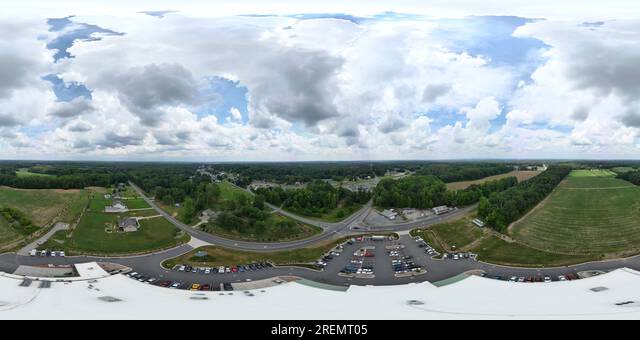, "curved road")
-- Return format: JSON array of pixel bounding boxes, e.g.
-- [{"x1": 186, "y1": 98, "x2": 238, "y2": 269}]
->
[{"x1": 1, "y1": 181, "x2": 638, "y2": 288}]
